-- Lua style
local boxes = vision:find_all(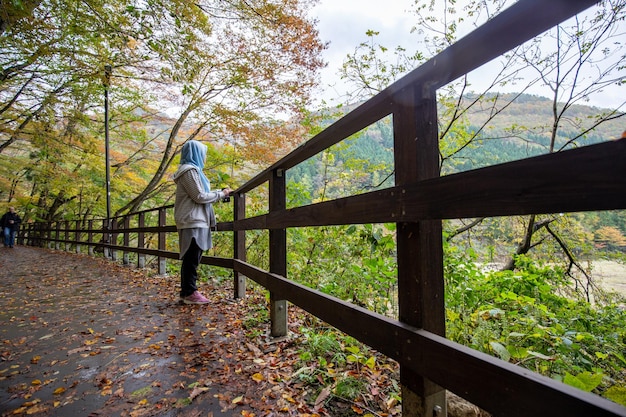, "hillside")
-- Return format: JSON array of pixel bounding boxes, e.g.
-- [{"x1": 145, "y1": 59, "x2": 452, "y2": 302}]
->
[
  {"x1": 462, "y1": 93, "x2": 622, "y2": 137},
  {"x1": 288, "y1": 94, "x2": 626, "y2": 203},
  {"x1": 453, "y1": 93, "x2": 624, "y2": 171}
]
